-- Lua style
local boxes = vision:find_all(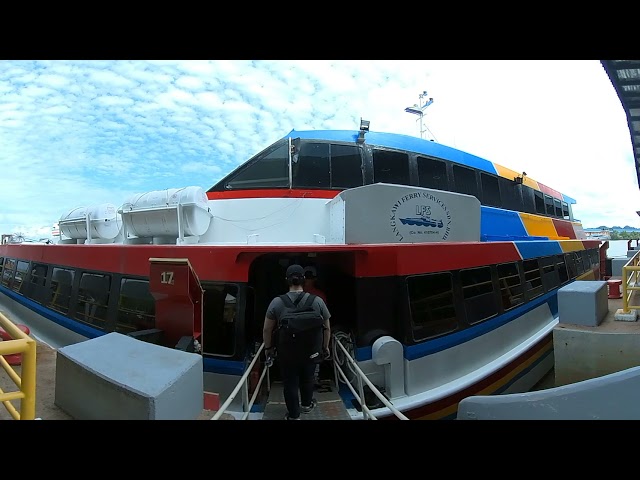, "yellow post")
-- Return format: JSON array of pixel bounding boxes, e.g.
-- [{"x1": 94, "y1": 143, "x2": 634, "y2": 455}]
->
[{"x1": 19, "y1": 338, "x2": 36, "y2": 420}]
